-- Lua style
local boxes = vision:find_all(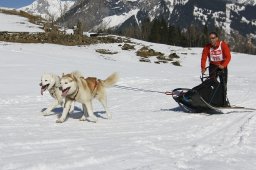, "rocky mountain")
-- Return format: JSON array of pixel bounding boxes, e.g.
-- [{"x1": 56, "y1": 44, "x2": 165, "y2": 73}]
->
[
  {"x1": 19, "y1": 0, "x2": 77, "y2": 20},
  {"x1": 232, "y1": 0, "x2": 256, "y2": 5},
  {"x1": 57, "y1": 0, "x2": 187, "y2": 30},
  {"x1": 171, "y1": 0, "x2": 256, "y2": 37},
  {"x1": 56, "y1": 0, "x2": 255, "y2": 41},
  {"x1": 19, "y1": 0, "x2": 255, "y2": 49}
]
